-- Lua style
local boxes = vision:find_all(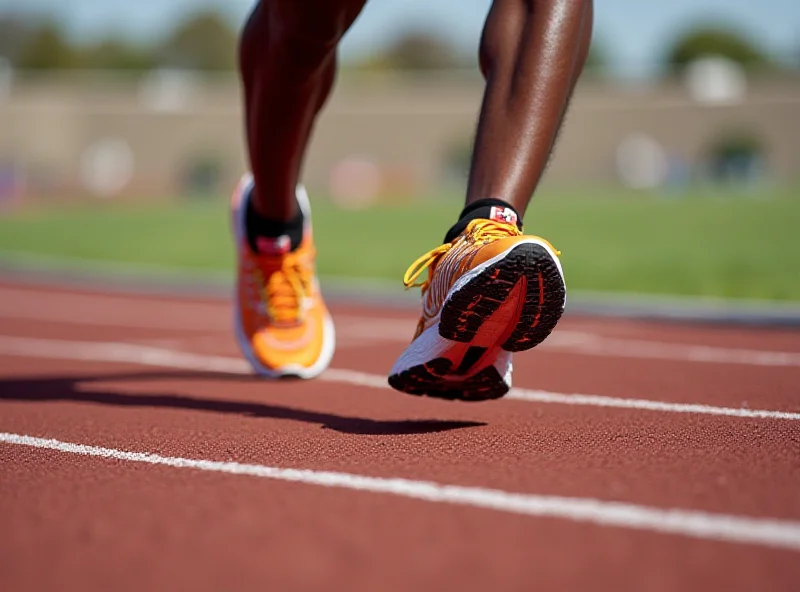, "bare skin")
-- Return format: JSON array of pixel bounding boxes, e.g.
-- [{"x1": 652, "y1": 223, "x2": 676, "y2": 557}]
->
[
  {"x1": 471, "y1": 0, "x2": 594, "y2": 216},
  {"x1": 239, "y1": 0, "x2": 367, "y2": 220},
  {"x1": 239, "y1": 0, "x2": 594, "y2": 224}
]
